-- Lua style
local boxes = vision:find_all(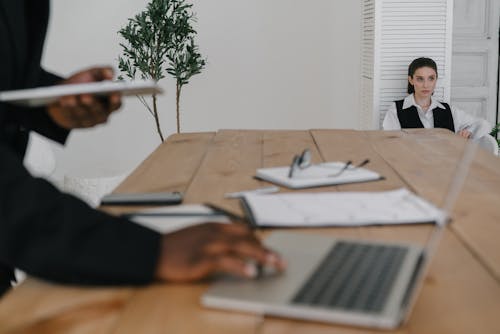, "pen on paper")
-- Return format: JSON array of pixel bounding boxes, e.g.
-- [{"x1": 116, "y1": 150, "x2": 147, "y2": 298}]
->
[
  {"x1": 121, "y1": 212, "x2": 227, "y2": 219},
  {"x1": 224, "y1": 186, "x2": 280, "y2": 199},
  {"x1": 204, "y1": 203, "x2": 249, "y2": 224}
]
